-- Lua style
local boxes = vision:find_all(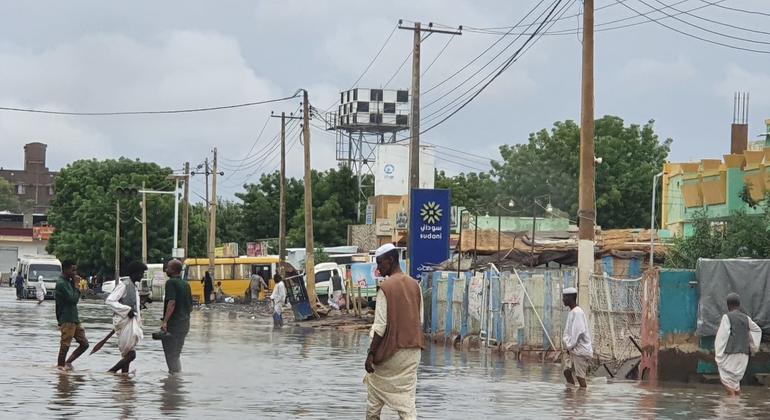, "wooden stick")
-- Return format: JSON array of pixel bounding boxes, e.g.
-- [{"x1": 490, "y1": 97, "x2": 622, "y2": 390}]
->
[{"x1": 90, "y1": 329, "x2": 115, "y2": 355}]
